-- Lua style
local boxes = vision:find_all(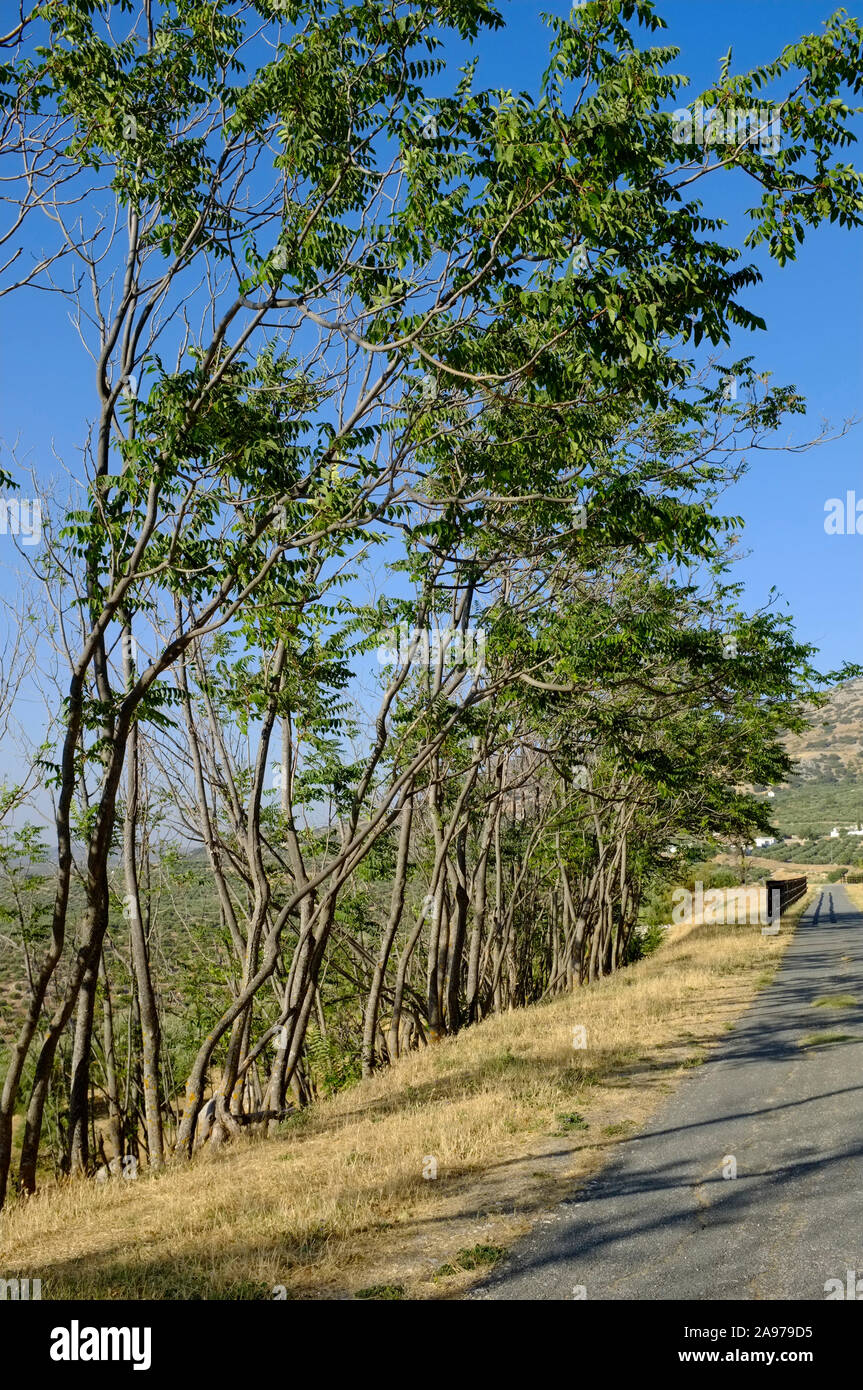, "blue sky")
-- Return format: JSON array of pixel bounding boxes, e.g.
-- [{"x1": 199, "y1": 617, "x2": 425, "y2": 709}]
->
[{"x1": 0, "y1": 0, "x2": 860, "y2": 805}]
